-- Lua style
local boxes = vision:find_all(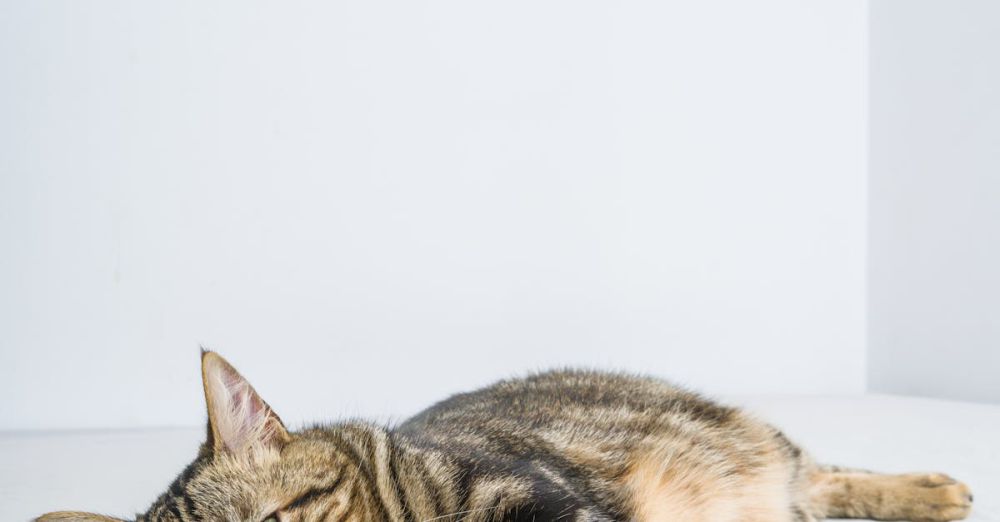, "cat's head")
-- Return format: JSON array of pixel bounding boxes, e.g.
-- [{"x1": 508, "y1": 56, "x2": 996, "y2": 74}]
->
[{"x1": 36, "y1": 351, "x2": 379, "y2": 522}]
